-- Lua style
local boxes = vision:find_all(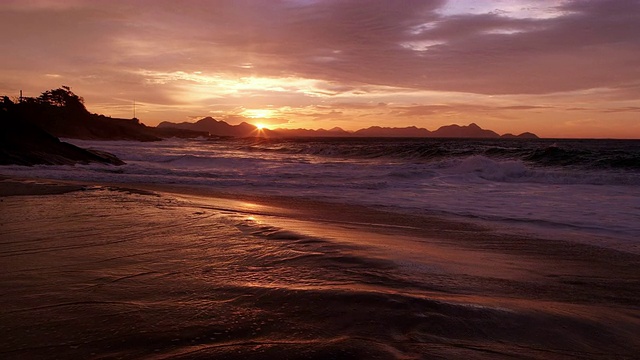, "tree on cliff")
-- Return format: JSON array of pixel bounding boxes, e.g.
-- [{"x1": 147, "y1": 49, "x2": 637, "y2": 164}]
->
[
  {"x1": 1, "y1": 86, "x2": 160, "y2": 141},
  {"x1": 36, "y1": 86, "x2": 87, "y2": 114}
]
